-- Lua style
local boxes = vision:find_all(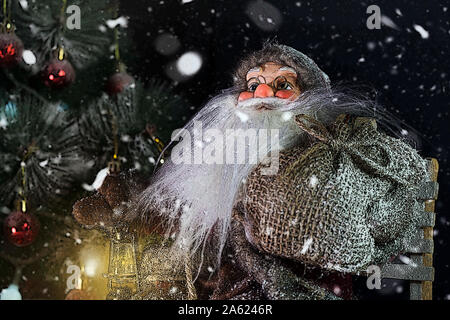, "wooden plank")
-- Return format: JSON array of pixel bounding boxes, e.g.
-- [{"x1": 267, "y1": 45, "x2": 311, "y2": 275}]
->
[
  {"x1": 427, "y1": 158, "x2": 439, "y2": 181},
  {"x1": 422, "y1": 281, "x2": 433, "y2": 300},
  {"x1": 421, "y1": 158, "x2": 439, "y2": 300},
  {"x1": 404, "y1": 238, "x2": 433, "y2": 254},
  {"x1": 410, "y1": 282, "x2": 422, "y2": 300},
  {"x1": 381, "y1": 264, "x2": 434, "y2": 281},
  {"x1": 417, "y1": 181, "x2": 439, "y2": 200},
  {"x1": 417, "y1": 212, "x2": 436, "y2": 227},
  {"x1": 409, "y1": 254, "x2": 423, "y2": 265}
]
